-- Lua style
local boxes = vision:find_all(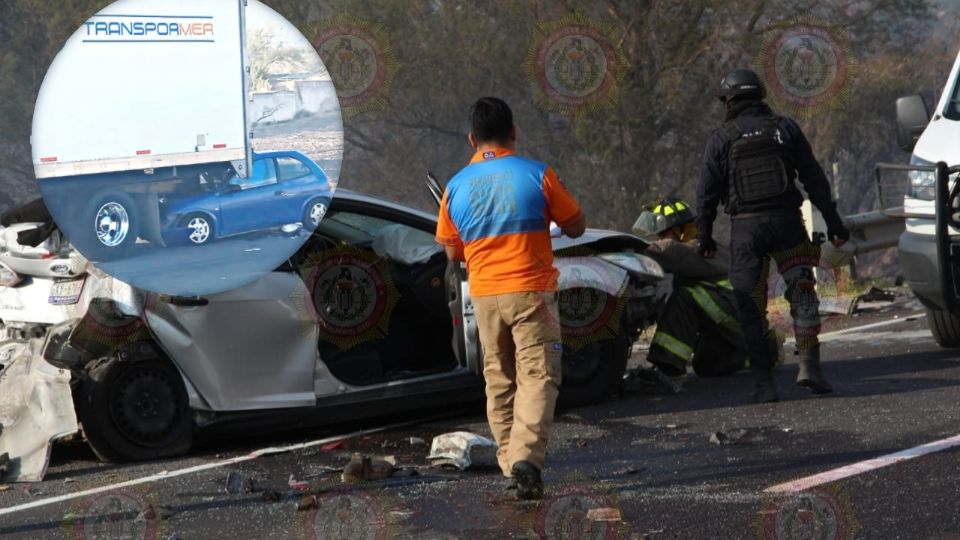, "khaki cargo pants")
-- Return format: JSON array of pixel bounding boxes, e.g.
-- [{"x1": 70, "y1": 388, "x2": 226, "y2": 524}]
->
[{"x1": 472, "y1": 291, "x2": 562, "y2": 476}]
